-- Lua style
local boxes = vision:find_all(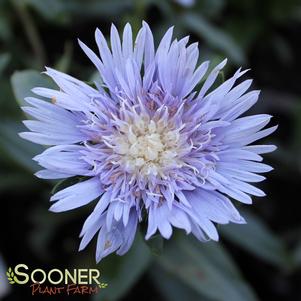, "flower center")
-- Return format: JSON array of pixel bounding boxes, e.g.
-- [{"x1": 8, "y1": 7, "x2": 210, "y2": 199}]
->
[{"x1": 106, "y1": 113, "x2": 186, "y2": 179}]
